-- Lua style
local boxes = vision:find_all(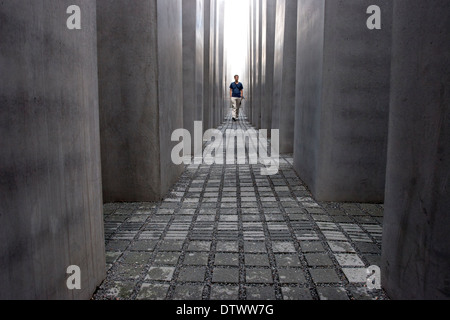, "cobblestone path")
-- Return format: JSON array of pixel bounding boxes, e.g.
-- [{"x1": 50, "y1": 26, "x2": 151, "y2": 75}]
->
[{"x1": 93, "y1": 115, "x2": 388, "y2": 300}]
